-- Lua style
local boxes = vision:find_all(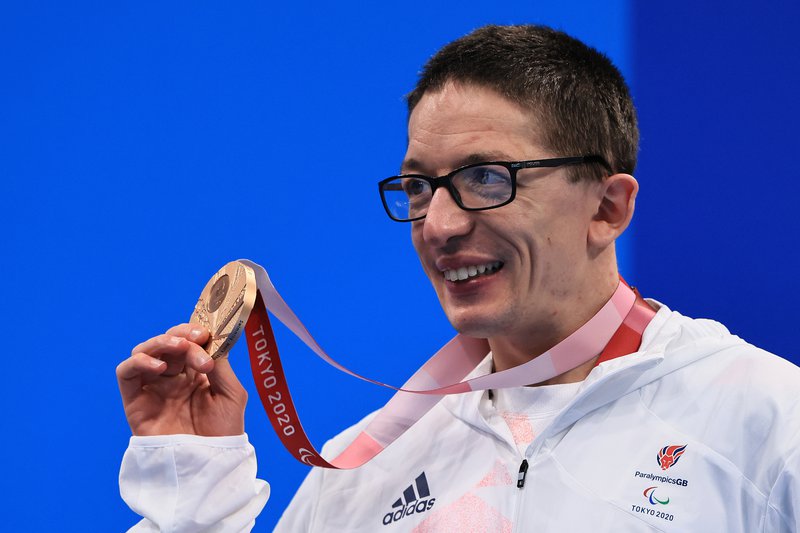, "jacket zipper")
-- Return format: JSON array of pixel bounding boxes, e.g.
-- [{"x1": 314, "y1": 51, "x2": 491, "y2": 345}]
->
[
  {"x1": 512, "y1": 454, "x2": 531, "y2": 529},
  {"x1": 516, "y1": 459, "x2": 529, "y2": 488}
]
